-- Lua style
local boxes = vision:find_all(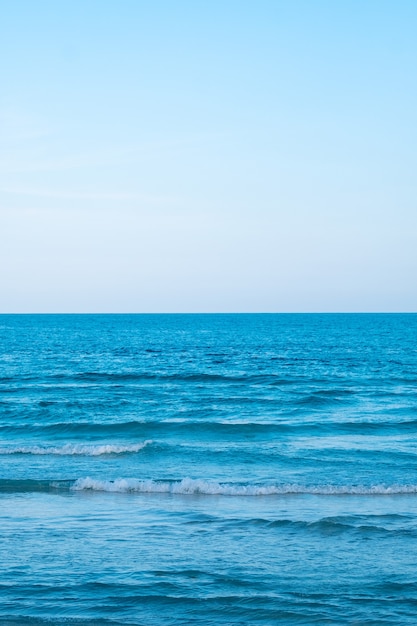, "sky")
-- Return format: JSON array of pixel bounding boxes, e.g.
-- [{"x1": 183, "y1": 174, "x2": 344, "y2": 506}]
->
[{"x1": 1, "y1": 0, "x2": 416, "y2": 313}]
